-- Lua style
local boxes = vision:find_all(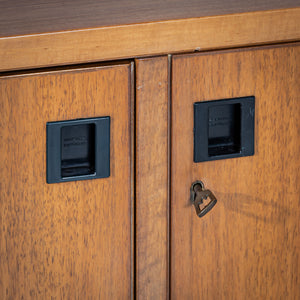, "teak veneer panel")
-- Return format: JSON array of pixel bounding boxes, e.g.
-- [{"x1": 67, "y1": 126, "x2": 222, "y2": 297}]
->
[
  {"x1": 0, "y1": 63, "x2": 133, "y2": 299},
  {"x1": 135, "y1": 57, "x2": 169, "y2": 299},
  {"x1": 171, "y1": 44, "x2": 300, "y2": 299},
  {"x1": 0, "y1": 8, "x2": 299, "y2": 72},
  {"x1": 1, "y1": 0, "x2": 299, "y2": 37}
]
